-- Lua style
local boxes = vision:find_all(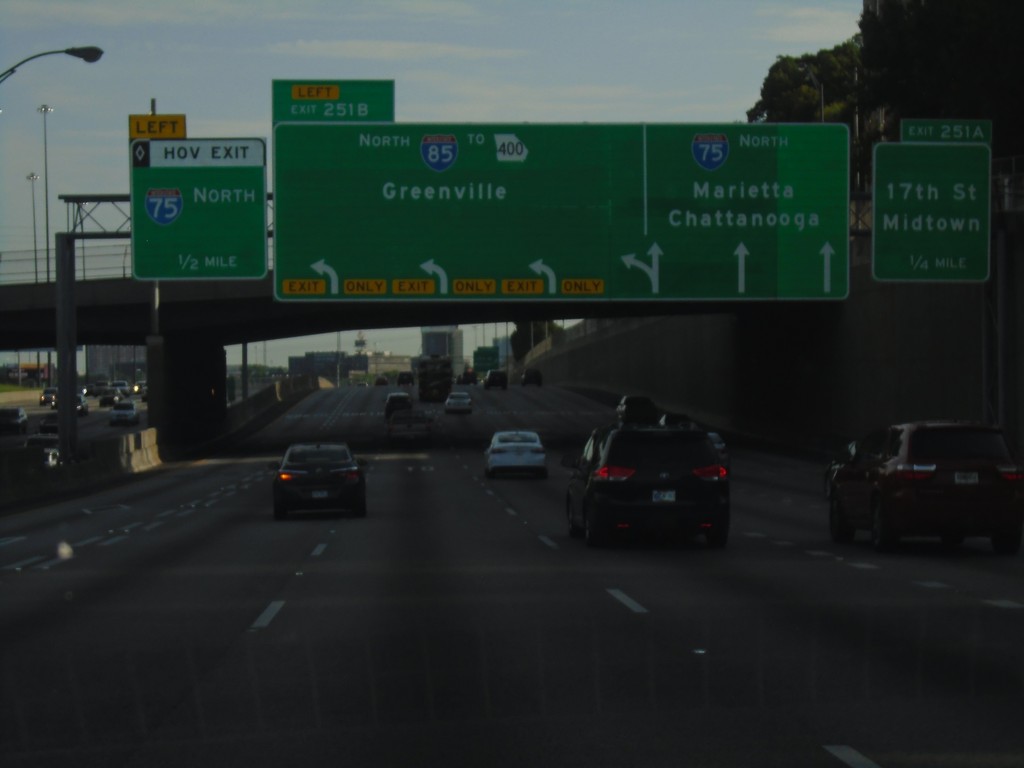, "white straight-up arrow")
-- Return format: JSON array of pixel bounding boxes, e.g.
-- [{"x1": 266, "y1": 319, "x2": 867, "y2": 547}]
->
[
  {"x1": 420, "y1": 258, "x2": 449, "y2": 294},
  {"x1": 311, "y1": 259, "x2": 339, "y2": 294},
  {"x1": 529, "y1": 259, "x2": 557, "y2": 293},
  {"x1": 734, "y1": 243, "x2": 749, "y2": 294},
  {"x1": 821, "y1": 242, "x2": 835, "y2": 294}
]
